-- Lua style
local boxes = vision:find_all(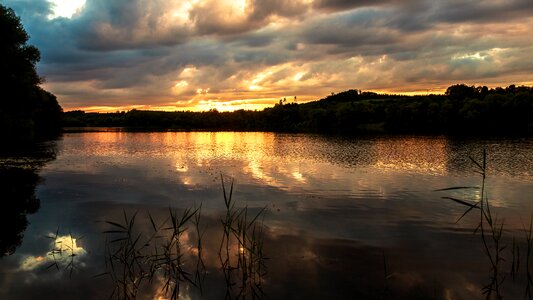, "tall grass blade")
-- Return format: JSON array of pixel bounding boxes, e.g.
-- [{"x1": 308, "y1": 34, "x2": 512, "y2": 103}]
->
[
  {"x1": 442, "y1": 196, "x2": 479, "y2": 208},
  {"x1": 435, "y1": 186, "x2": 480, "y2": 191},
  {"x1": 106, "y1": 221, "x2": 128, "y2": 230}
]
